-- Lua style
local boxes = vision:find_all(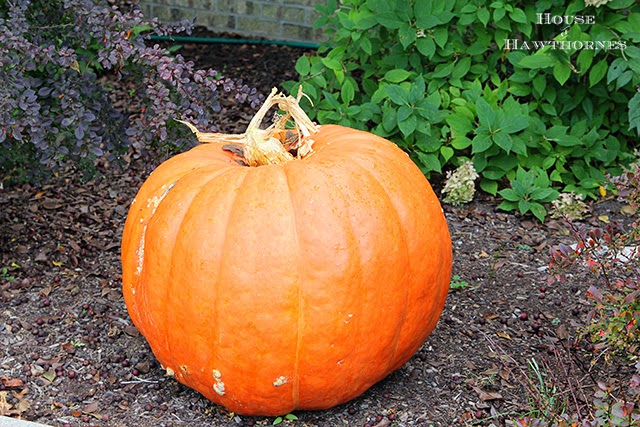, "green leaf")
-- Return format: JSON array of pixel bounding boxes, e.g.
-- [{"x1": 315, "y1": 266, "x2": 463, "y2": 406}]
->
[
  {"x1": 576, "y1": 49, "x2": 594, "y2": 74},
  {"x1": 629, "y1": 92, "x2": 640, "y2": 135},
  {"x1": 399, "y1": 24, "x2": 417, "y2": 48},
  {"x1": 553, "y1": 62, "x2": 571, "y2": 85},
  {"x1": 416, "y1": 152, "x2": 442, "y2": 172},
  {"x1": 295, "y1": 55, "x2": 310, "y2": 76},
  {"x1": 467, "y1": 42, "x2": 488, "y2": 56},
  {"x1": 415, "y1": 15, "x2": 443, "y2": 30},
  {"x1": 376, "y1": 12, "x2": 405, "y2": 29},
  {"x1": 472, "y1": 133, "x2": 492, "y2": 153},
  {"x1": 480, "y1": 179, "x2": 498, "y2": 195},
  {"x1": 384, "y1": 69, "x2": 413, "y2": 83},
  {"x1": 498, "y1": 188, "x2": 520, "y2": 202},
  {"x1": 518, "y1": 199, "x2": 531, "y2": 214},
  {"x1": 509, "y1": 8, "x2": 527, "y2": 24},
  {"x1": 492, "y1": 130, "x2": 513, "y2": 153},
  {"x1": 440, "y1": 145, "x2": 454, "y2": 161},
  {"x1": 385, "y1": 85, "x2": 408, "y2": 105},
  {"x1": 497, "y1": 200, "x2": 518, "y2": 212},
  {"x1": 518, "y1": 53, "x2": 556, "y2": 69},
  {"x1": 451, "y1": 57, "x2": 471, "y2": 80},
  {"x1": 529, "y1": 202, "x2": 547, "y2": 222},
  {"x1": 397, "y1": 105, "x2": 413, "y2": 122},
  {"x1": 477, "y1": 7, "x2": 490, "y2": 27},
  {"x1": 360, "y1": 37, "x2": 372, "y2": 55},
  {"x1": 451, "y1": 136, "x2": 472, "y2": 149},
  {"x1": 398, "y1": 114, "x2": 417, "y2": 136},
  {"x1": 432, "y1": 62, "x2": 455, "y2": 78},
  {"x1": 589, "y1": 60, "x2": 608, "y2": 87},
  {"x1": 461, "y1": 4, "x2": 477, "y2": 13},
  {"x1": 433, "y1": 27, "x2": 448, "y2": 48},
  {"x1": 416, "y1": 37, "x2": 436, "y2": 58},
  {"x1": 341, "y1": 79, "x2": 355, "y2": 104},
  {"x1": 615, "y1": 70, "x2": 634, "y2": 90},
  {"x1": 382, "y1": 107, "x2": 397, "y2": 132},
  {"x1": 532, "y1": 75, "x2": 546, "y2": 97},
  {"x1": 500, "y1": 115, "x2": 529, "y2": 134},
  {"x1": 321, "y1": 57, "x2": 341, "y2": 71},
  {"x1": 446, "y1": 113, "x2": 473, "y2": 135},
  {"x1": 475, "y1": 99, "x2": 496, "y2": 128},
  {"x1": 530, "y1": 187, "x2": 555, "y2": 202},
  {"x1": 512, "y1": 179, "x2": 529, "y2": 197}
]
